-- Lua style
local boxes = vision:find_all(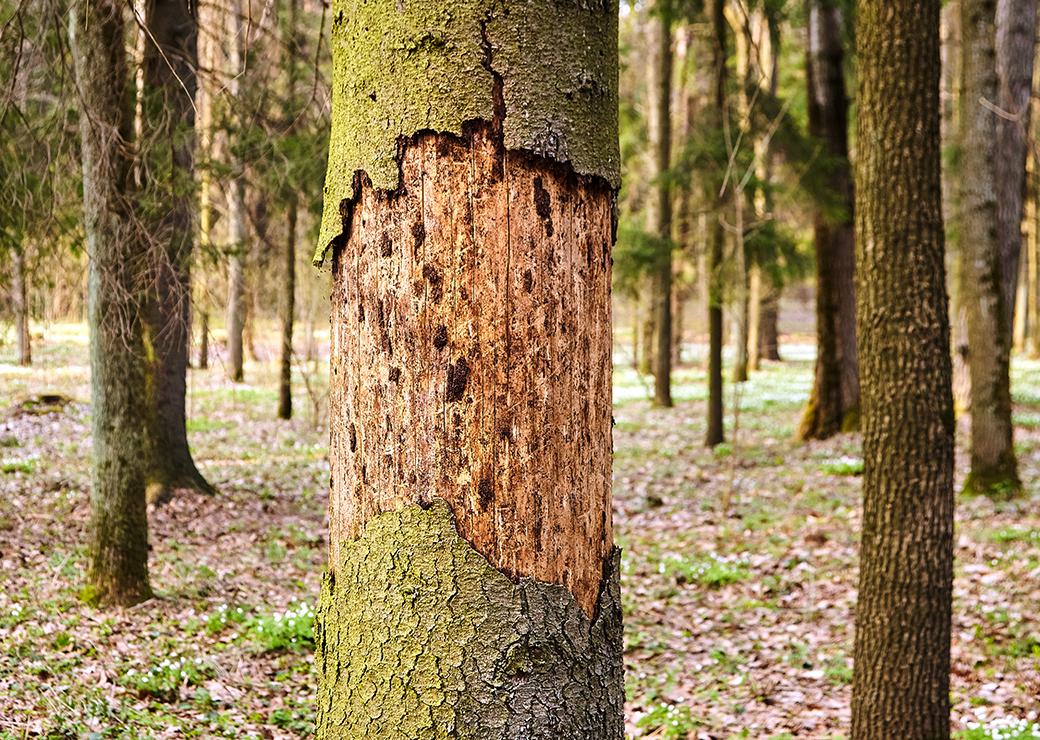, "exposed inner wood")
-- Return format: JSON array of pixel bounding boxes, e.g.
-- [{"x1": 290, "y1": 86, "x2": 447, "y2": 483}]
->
[{"x1": 328, "y1": 124, "x2": 614, "y2": 617}]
